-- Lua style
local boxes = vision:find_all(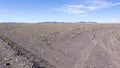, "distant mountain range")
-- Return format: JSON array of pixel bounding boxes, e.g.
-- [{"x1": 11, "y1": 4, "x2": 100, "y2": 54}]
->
[
  {"x1": 39, "y1": 21, "x2": 97, "y2": 24},
  {"x1": 0, "y1": 21, "x2": 97, "y2": 24},
  {"x1": 76, "y1": 21, "x2": 97, "y2": 24}
]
